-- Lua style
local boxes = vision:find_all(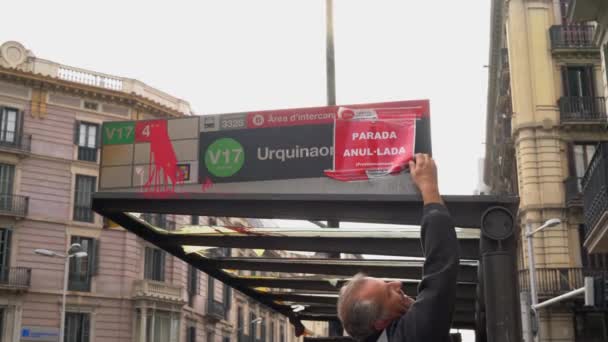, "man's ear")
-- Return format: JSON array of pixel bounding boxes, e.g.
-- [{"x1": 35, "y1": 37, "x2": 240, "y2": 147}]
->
[{"x1": 373, "y1": 319, "x2": 391, "y2": 331}]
